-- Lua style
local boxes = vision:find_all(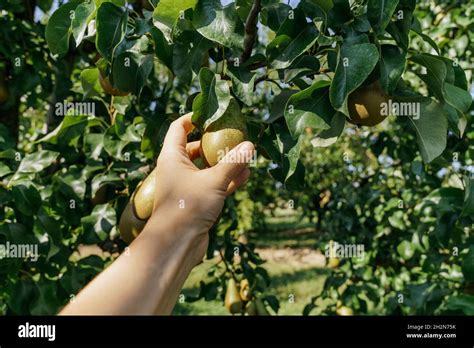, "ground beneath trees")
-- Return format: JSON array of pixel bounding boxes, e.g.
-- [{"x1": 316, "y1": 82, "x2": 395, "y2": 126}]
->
[{"x1": 256, "y1": 247, "x2": 326, "y2": 268}]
